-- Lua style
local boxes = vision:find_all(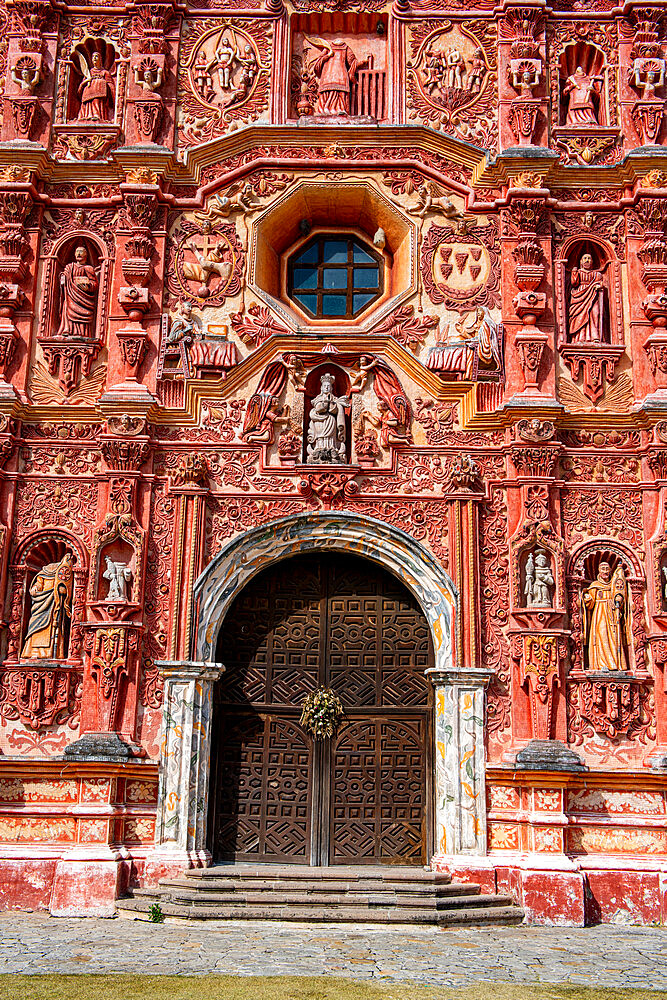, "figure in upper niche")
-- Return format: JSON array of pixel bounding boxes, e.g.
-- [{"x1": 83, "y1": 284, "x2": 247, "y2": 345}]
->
[
  {"x1": 103, "y1": 557, "x2": 132, "y2": 602},
  {"x1": 57, "y1": 246, "x2": 99, "y2": 339},
  {"x1": 306, "y1": 37, "x2": 364, "y2": 116},
  {"x1": 524, "y1": 551, "x2": 554, "y2": 608},
  {"x1": 307, "y1": 373, "x2": 350, "y2": 463},
  {"x1": 563, "y1": 66, "x2": 603, "y2": 126},
  {"x1": 21, "y1": 552, "x2": 75, "y2": 660},
  {"x1": 76, "y1": 51, "x2": 115, "y2": 123},
  {"x1": 582, "y1": 562, "x2": 630, "y2": 672},
  {"x1": 568, "y1": 253, "x2": 609, "y2": 343}
]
